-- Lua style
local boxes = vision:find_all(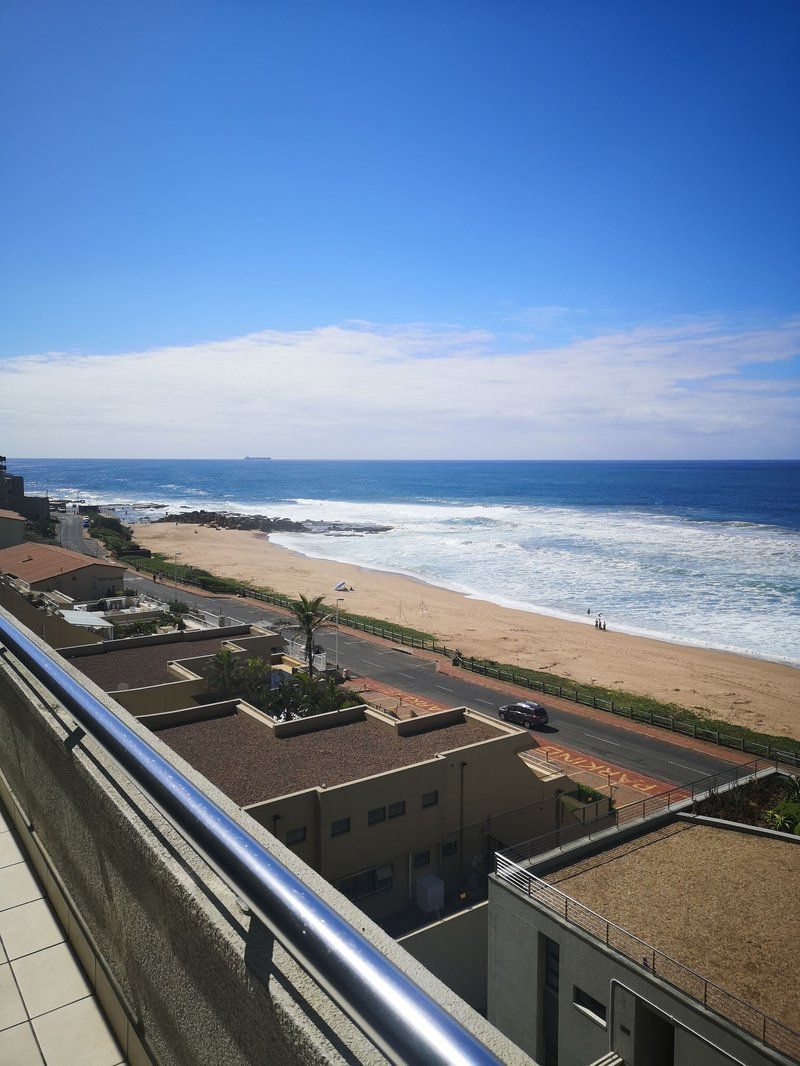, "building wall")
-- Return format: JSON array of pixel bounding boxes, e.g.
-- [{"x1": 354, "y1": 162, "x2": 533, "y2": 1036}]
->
[
  {"x1": 487, "y1": 875, "x2": 787, "y2": 1066},
  {"x1": 34, "y1": 563, "x2": 124, "y2": 600},
  {"x1": 0, "y1": 514, "x2": 25, "y2": 548},
  {"x1": 0, "y1": 581, "x2": 102, "y2": 647},
  {"x1": 247, "y1": 716, "x2": 570, "y2": 924},
  {"x1": 399, "y1": 902, "x2": 489, "y2": 1014}
]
